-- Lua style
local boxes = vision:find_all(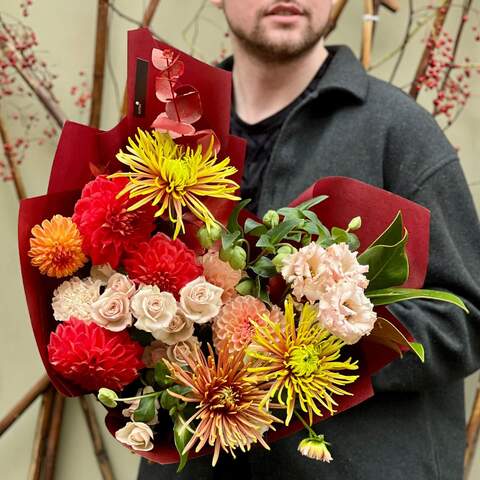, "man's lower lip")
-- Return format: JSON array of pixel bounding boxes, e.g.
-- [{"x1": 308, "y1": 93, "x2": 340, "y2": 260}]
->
[{"x1": 265, "y1": 14, "x2": 304, "y2": 20}]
